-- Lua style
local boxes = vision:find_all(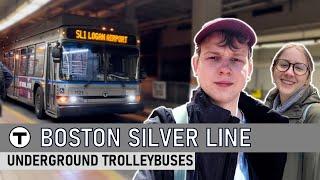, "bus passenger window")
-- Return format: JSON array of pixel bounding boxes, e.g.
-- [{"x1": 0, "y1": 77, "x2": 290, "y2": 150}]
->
[
  {"x1": 27, "y1": 47, "x2": 35, "y2": 76},
  {"x1": 9, "y1": 51, "x2": 14, "y2": 71},
  {"x1": 34, "y1": 43, "x2": 45, "y2": 77},
  {"x1": 19, "y1": 48, "x2": 28, "y2": 76}
]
